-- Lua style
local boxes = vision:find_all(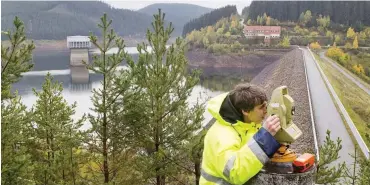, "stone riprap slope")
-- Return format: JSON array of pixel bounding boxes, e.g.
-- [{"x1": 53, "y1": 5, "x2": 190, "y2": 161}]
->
[
  {"x1": 251, "y1": 48, "x2": 315, "y2": 155},
  {"x1": 186, "y1": 50, "x2": 285, "y2": 68}
]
